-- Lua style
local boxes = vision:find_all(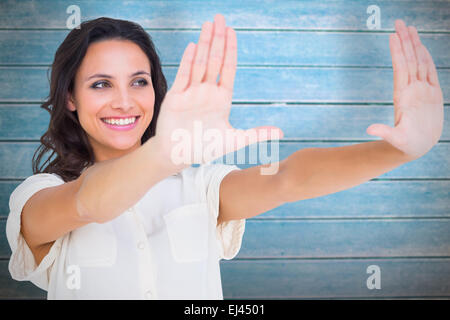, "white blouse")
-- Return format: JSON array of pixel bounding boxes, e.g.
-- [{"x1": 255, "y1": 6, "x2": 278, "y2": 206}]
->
[{"x1": 5, "y1": 163, "x2": 245, "y2": 299}]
